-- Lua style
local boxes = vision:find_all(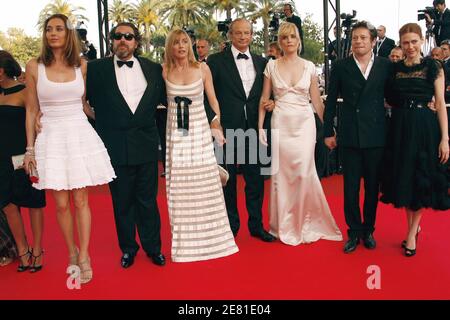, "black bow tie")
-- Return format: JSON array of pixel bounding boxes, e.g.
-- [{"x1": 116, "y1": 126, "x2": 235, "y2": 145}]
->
[
  {"x1": 174, "y1": 96, "x2": 192, "y2": 136},
  {"x1": 237, "y1": 52, "x2": 249, "y2": 60},
  {"x1": 117, "y1": 60, "x2": 134, "y2": 68}
]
